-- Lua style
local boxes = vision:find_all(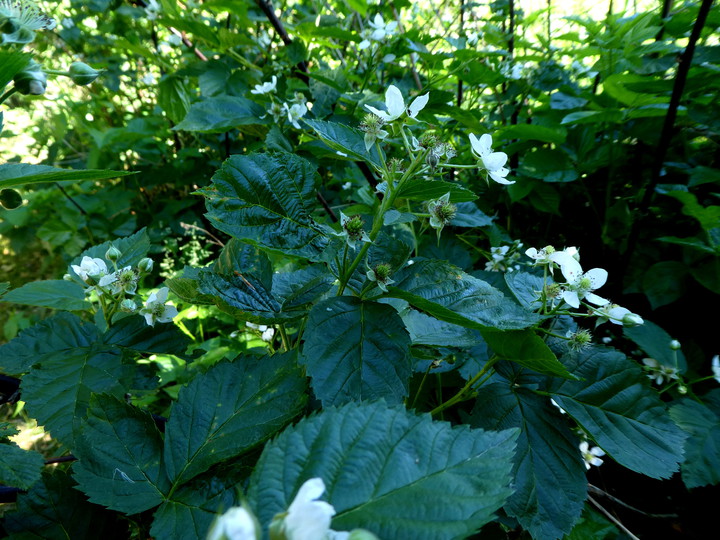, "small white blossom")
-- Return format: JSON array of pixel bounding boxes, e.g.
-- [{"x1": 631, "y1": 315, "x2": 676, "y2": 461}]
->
[
  {"x1": 466, "y1": 31, "x2": 479, "y2": 46},
  {"x1": 206, "y1": 506, "x2": 259, "y2": 540},
  {"x1": 364, "y1": 84, "x2": 428, "y2": 123},
  {"x1": 367, "y1": 13, "x2": 397, "y2": 42},
  {"x1": 283, "y1": 102, "x2": 308, "y2": 129},
  {"x1": 712, "y1": 355, "x2": 720, "y2": 384},
  {"x1": 550, "y1": 253, "x2": 609, "y2": 309},
  {"x1": 141, "y1": 74, "x2": 156, "y2": 85},
  {"x1": 469, "y1": 133, "x2": 513, "y2": 185},
  {"x1": 71, "y1": 256, "x2": 108, "y2": 284},
  {"x1": 643, "y1": 358, "x2": 679, "y2": 385},
  {"x1": 251, "y1": 75, "x2": 277, "y2": 95},
  {"x1": 579, "y1": 441, "x2": 605, "y2": 470},
  {"x1": 139, "y1": 287, "x2": 178, "y2": 327},
  {"x1": 592, "y1": 303, "x2": 643, "y2": 327},
  {"x1": 99, "y1": 266, "x2": 138, "y2": 295},
  {"x1": 282, "y1": 478, "x2": 337, "y2": 540}
]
